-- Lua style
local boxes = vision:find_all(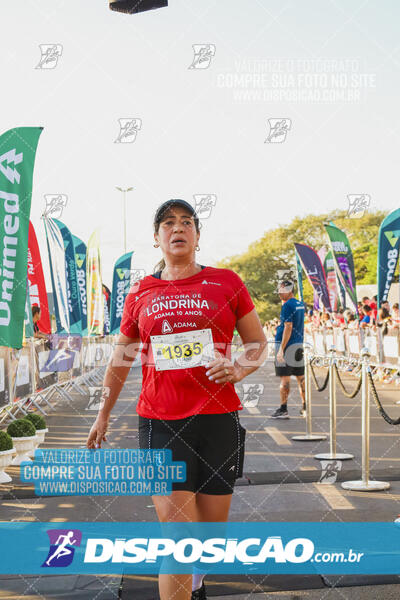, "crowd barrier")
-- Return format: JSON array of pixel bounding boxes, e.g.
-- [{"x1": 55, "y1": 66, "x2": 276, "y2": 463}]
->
[
  {"x1": 294, "y1": 343, "x2": 399, "y2": 493},
  {"x1": 304, "y1": 328, "x2": 400, "y2": 366},
  {"x1": 0, "y1": 335, "x2": 116, "y2": 425}
]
